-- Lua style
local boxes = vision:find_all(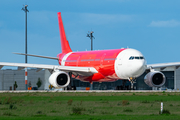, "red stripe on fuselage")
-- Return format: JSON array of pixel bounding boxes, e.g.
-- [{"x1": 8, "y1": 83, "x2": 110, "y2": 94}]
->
[{"x1": 58, "y1": 48, "x2": 126, "y2": 82}]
